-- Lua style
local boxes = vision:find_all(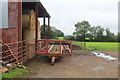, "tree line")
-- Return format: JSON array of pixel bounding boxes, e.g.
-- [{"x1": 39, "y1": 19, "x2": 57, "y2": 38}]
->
[
  {"x1": 40, "y1": 25, "x2": 64, "y2": 39},
  {"x1": 65, "y1": 20, "x2": 119, "y2": 42},
  {"x1": 40, "y1": 21, "x2": 119, "y2": 42}
]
